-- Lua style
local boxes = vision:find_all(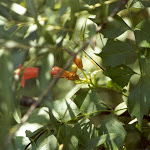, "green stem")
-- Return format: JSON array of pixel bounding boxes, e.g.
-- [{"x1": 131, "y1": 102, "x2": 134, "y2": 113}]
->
[{"x1": 81, "y1": 69, "x2": 88, "y2": 80}]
